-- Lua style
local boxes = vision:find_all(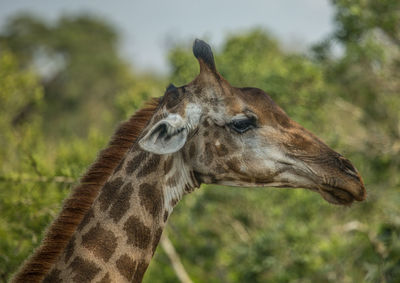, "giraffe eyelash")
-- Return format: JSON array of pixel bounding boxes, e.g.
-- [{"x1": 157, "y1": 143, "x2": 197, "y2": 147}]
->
[{"x1": 229, "y1": 116, "x2": 257, "y2": 134}]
